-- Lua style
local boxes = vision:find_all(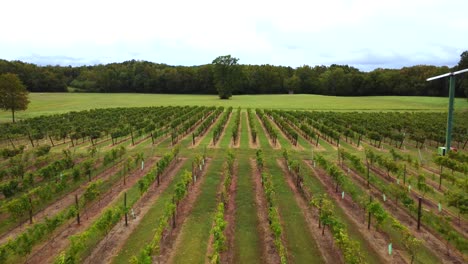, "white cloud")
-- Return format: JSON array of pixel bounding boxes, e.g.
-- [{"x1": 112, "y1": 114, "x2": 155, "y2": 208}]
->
[{"x1": 0, "y1": 0, "x2": 467, "y2": 69}]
